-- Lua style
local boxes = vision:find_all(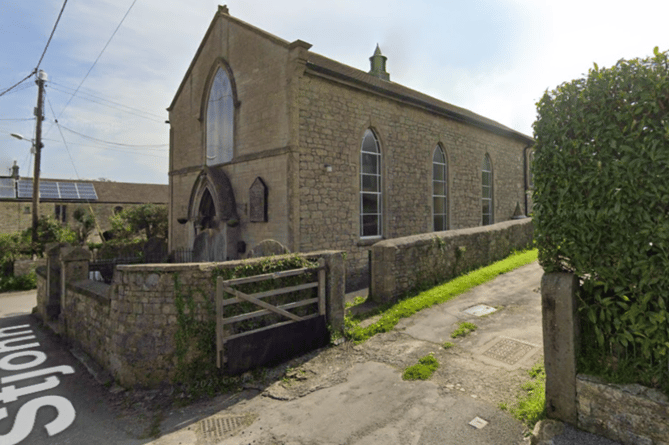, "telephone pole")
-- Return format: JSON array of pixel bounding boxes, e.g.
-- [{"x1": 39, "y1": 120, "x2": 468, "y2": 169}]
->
[{"x1": 32, "y1": 70, "x2": 47, "y2": 251}]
